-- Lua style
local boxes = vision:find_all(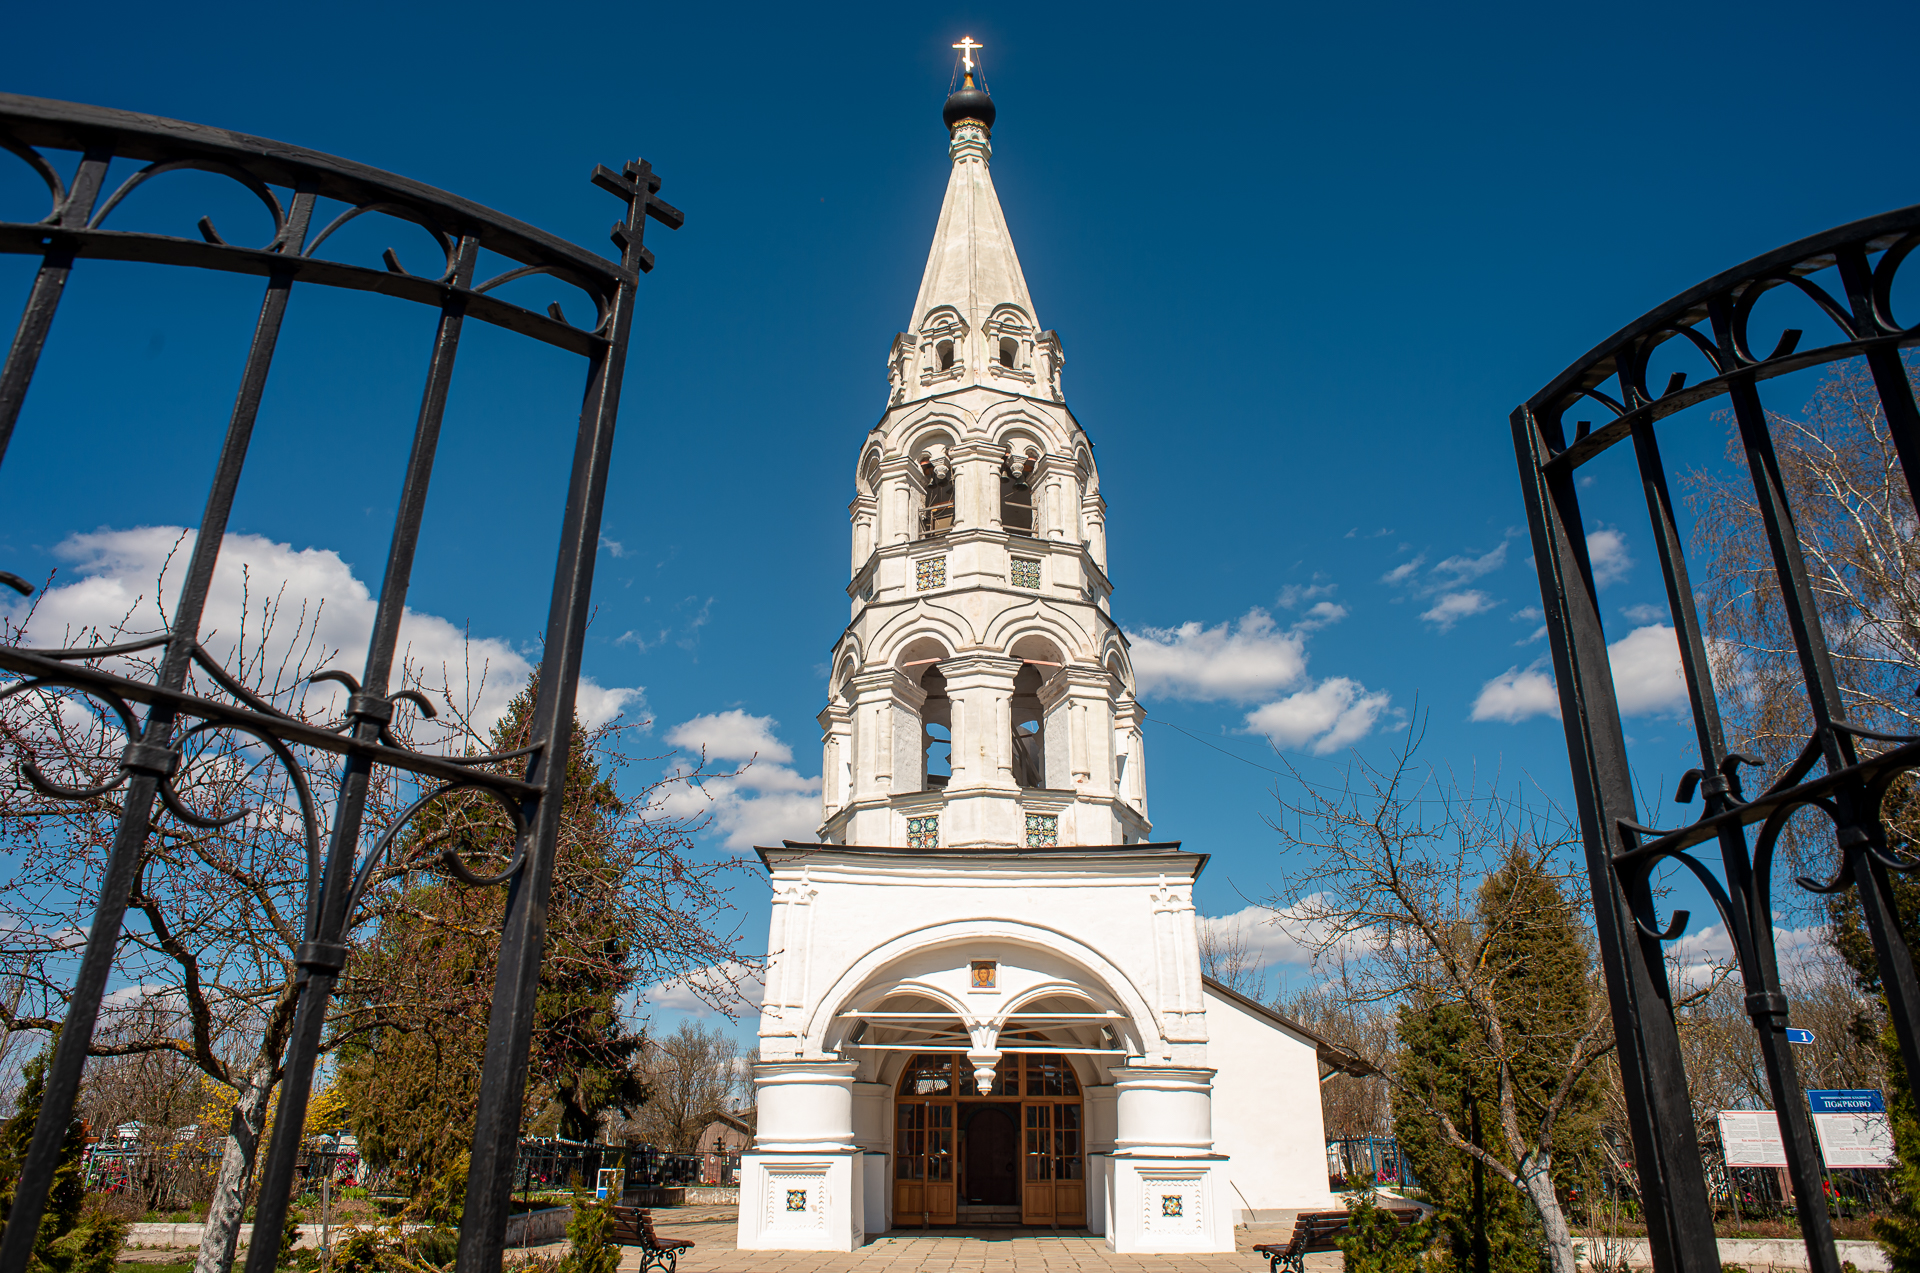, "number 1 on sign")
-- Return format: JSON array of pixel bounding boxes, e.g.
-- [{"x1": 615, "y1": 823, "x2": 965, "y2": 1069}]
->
[{"x1": 1786, "y1": 1028, "x2": 1815, "y2": 1045}]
